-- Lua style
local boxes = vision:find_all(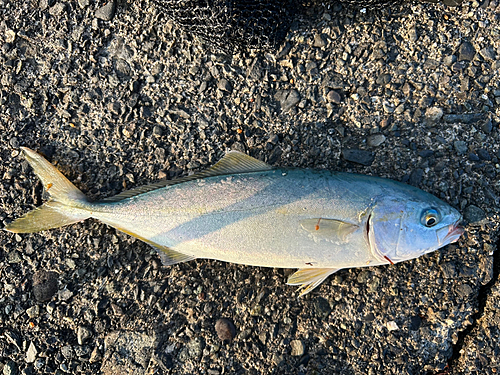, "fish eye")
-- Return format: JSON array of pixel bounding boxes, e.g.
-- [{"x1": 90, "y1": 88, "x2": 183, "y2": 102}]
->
[{"x1": 421, "y1": 208, "x2": 441, "y2": 227}]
